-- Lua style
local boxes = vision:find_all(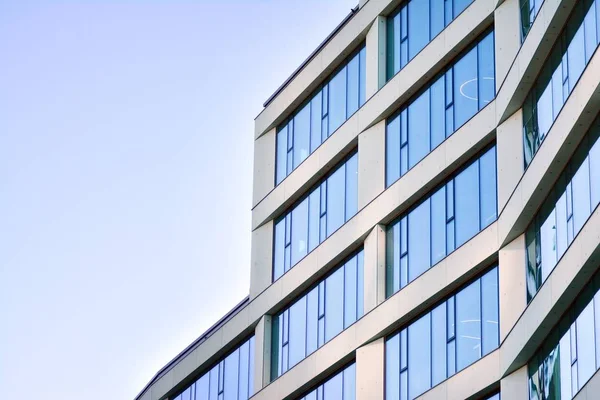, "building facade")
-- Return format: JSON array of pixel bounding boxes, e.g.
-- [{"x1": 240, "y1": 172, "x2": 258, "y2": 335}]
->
[{"x1": 136, "y1": 0, "x2": 600, "y2": 399}]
